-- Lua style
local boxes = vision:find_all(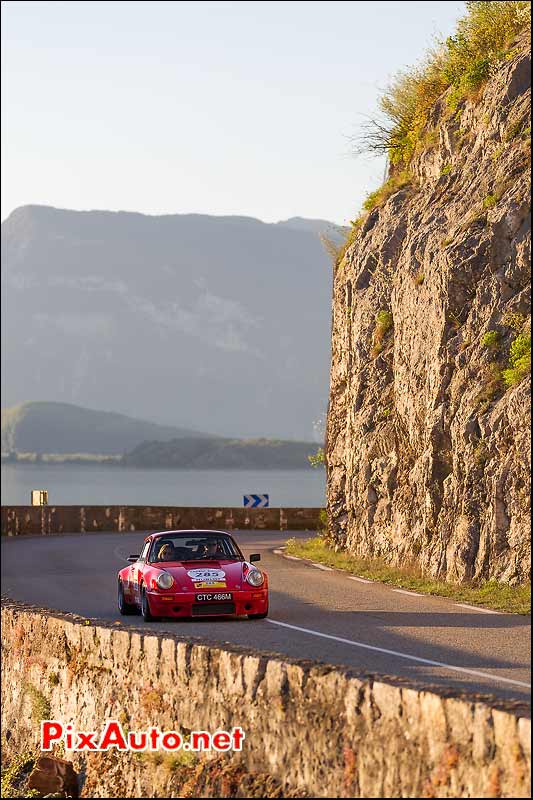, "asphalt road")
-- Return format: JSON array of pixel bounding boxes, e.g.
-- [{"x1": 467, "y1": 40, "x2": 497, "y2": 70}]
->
[{"x1": 1, "y1": 529, "x2": 530, "y2": 708}]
